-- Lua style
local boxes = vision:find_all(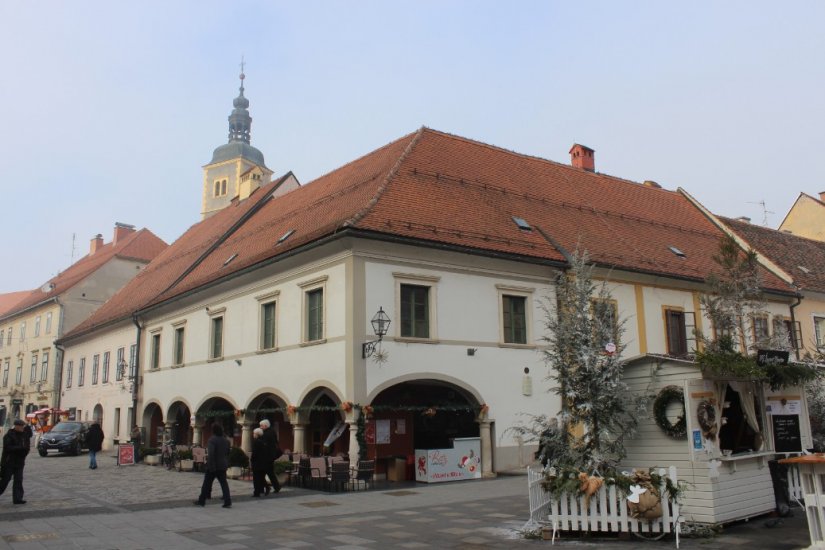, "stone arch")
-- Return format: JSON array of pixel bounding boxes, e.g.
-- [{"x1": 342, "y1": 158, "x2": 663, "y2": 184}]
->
[
  {"x1": 141, "y1": 401, "x2": 164, "y2": 448},
  {"x1": 194, "y1": 394, "x2": 241, "y2": 447},
  {"x1": 298, "y1": 384, "x2": 347, "y2": 457},
  {"x1": 93, "y1": 403, "x2": 104, "y2": 424},
  {"x1": 245, "y1": 390, "x2": 292, "y2": 453},
  {"x1": 366, "y1": 372, "x2": 485, "y2": 407},
  {"x1": 167, "y1": 399, "x2": 193, "y2": 445}
]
